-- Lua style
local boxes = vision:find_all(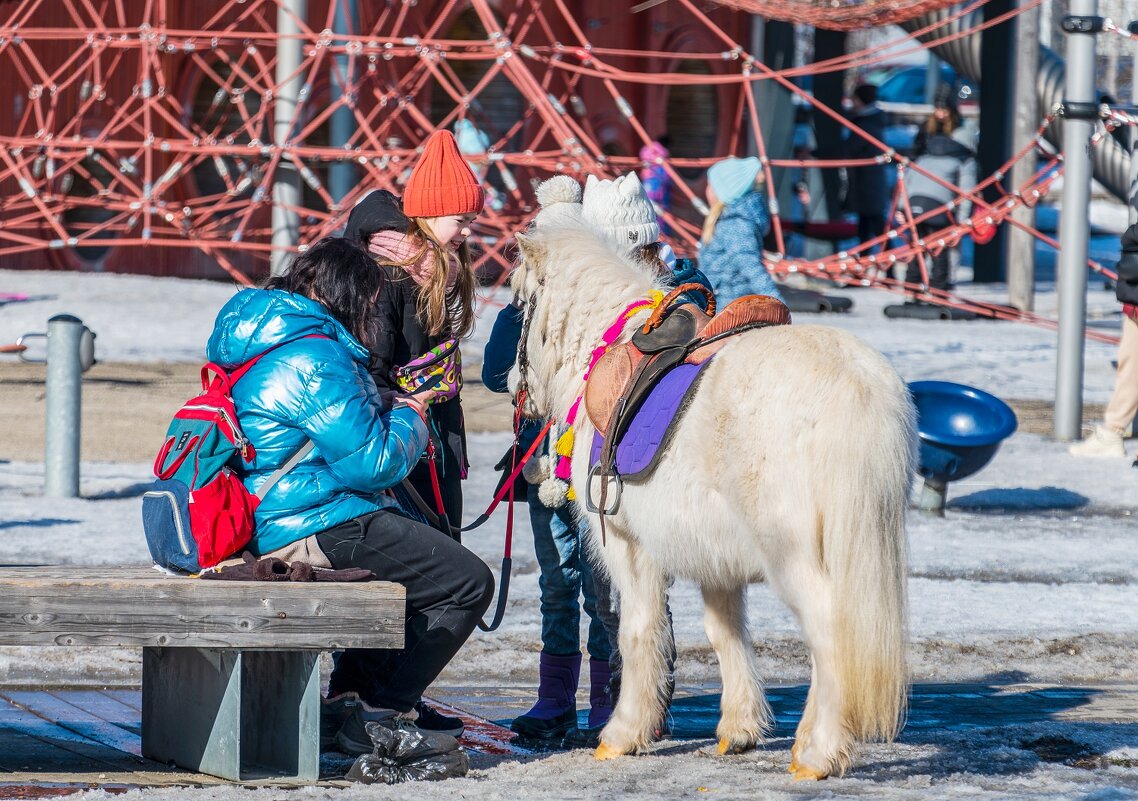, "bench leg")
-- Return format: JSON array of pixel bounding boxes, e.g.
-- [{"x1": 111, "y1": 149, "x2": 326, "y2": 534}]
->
[{"x1": 141, "y1": 647, "x2": 320, "y2": 781}]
